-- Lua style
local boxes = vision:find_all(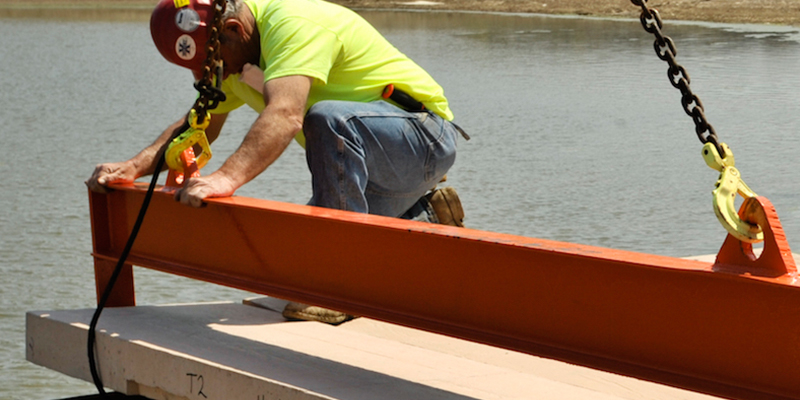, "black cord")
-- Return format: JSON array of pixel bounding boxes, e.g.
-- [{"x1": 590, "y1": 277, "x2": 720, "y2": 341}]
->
[{"x1": 87, "y1": 121, "x2": 188, "y2": 396}]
